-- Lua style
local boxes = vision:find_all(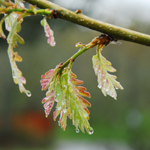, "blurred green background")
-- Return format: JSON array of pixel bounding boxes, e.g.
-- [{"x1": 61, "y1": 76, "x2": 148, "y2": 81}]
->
[{"x1": 0, "y1": 0, "x2": 150, "y2": 149}]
